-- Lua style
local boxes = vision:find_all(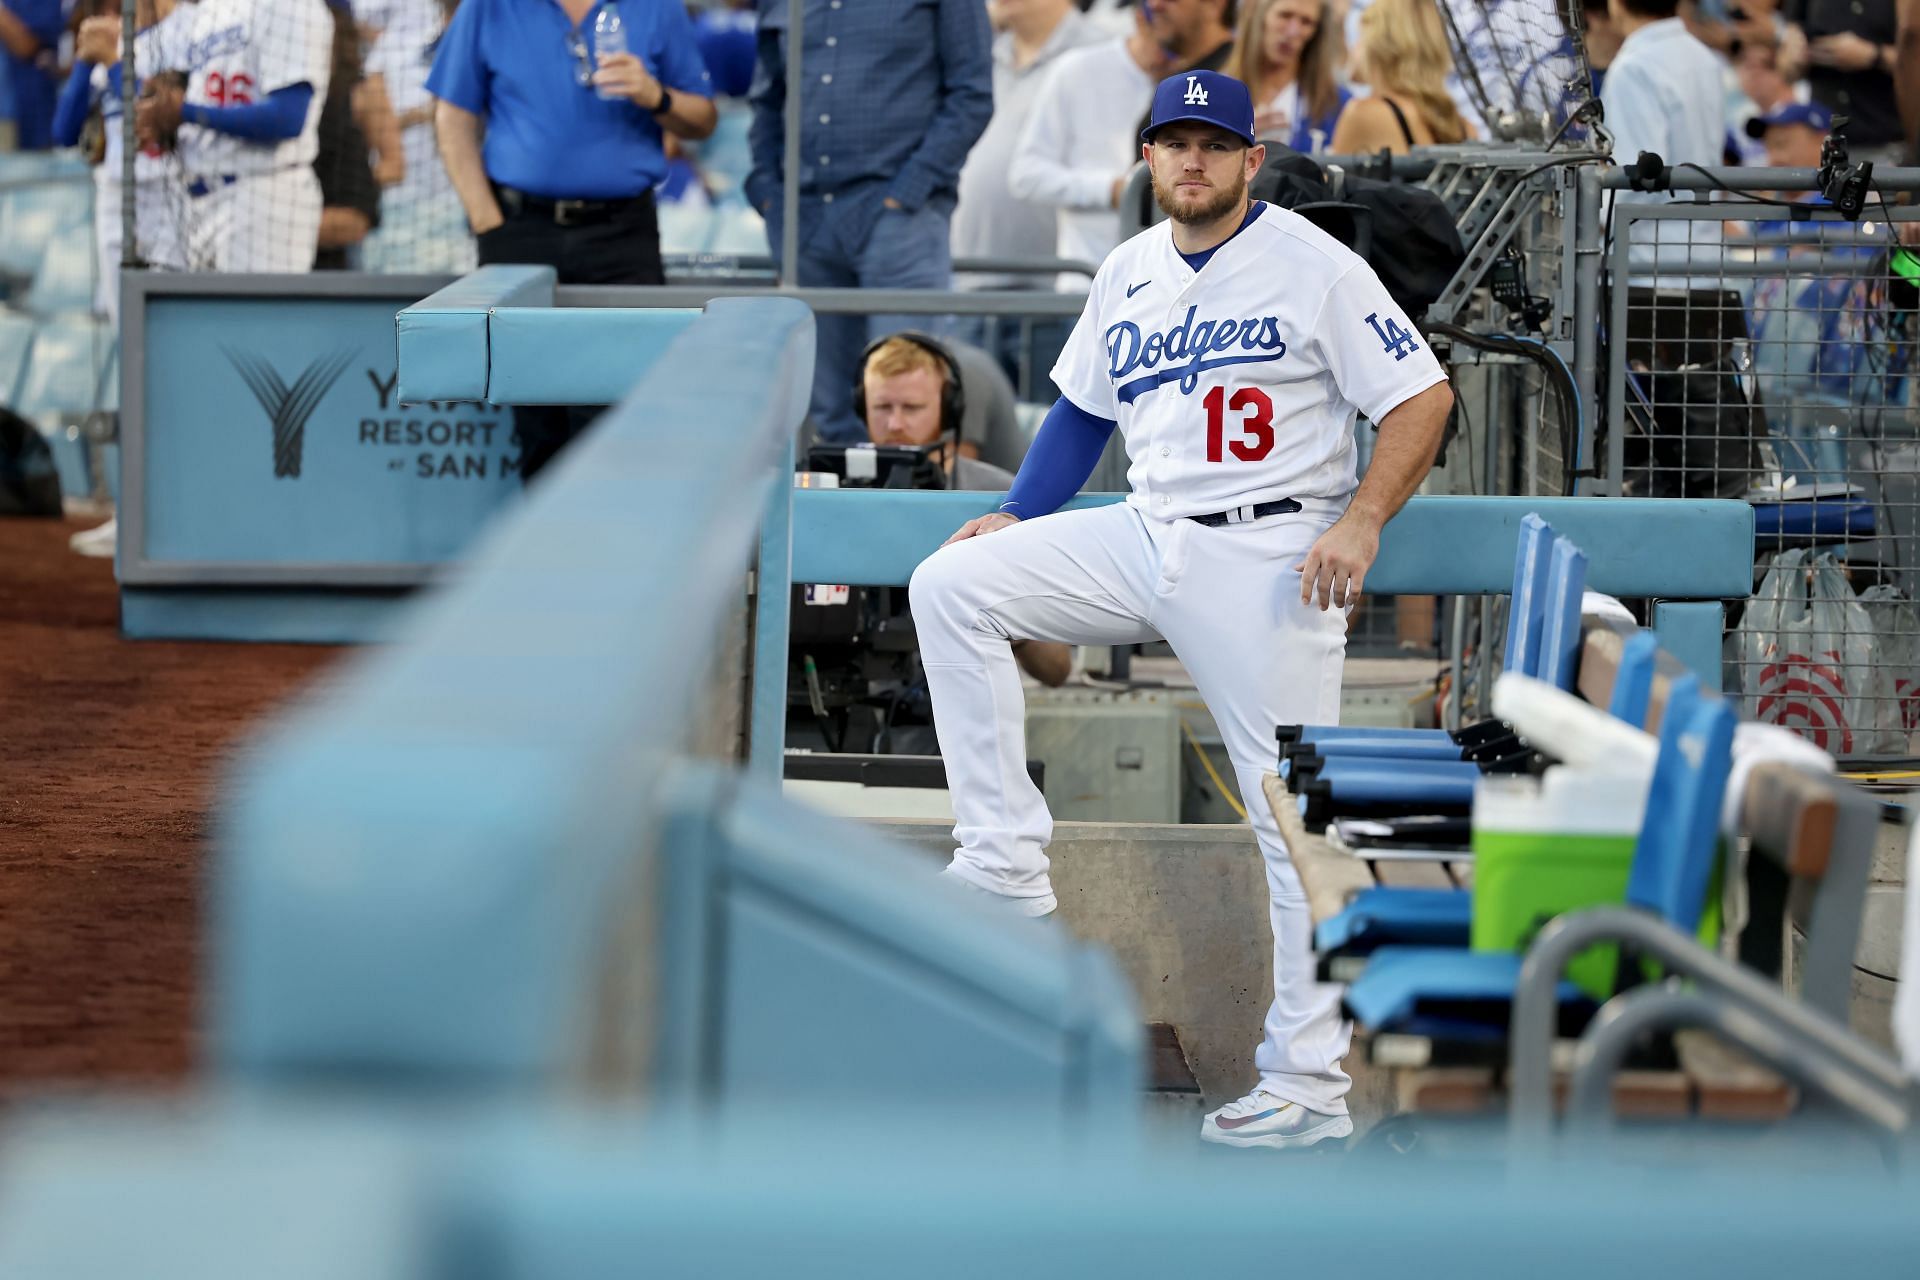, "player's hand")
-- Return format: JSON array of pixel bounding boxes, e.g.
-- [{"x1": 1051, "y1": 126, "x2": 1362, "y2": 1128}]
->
[
  {"x1": 77, "y1": 16, "x2": 120, "y2": 66},
  {"x1": 135, "y1": 78, "x2": 184, "y2": 152},
  {"x1": 1296, "y1": 513, "x2": 1380, "y2": 611},
  {"x1": 1808, "y1": 31, "x2": 1879, "y2": 71},
  {"x1": 943, "y1": 512, "x2": 1019, "y2": 545},
  {"x1": 592, "y1": 52, "x2": 664, "y2": 111}
]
